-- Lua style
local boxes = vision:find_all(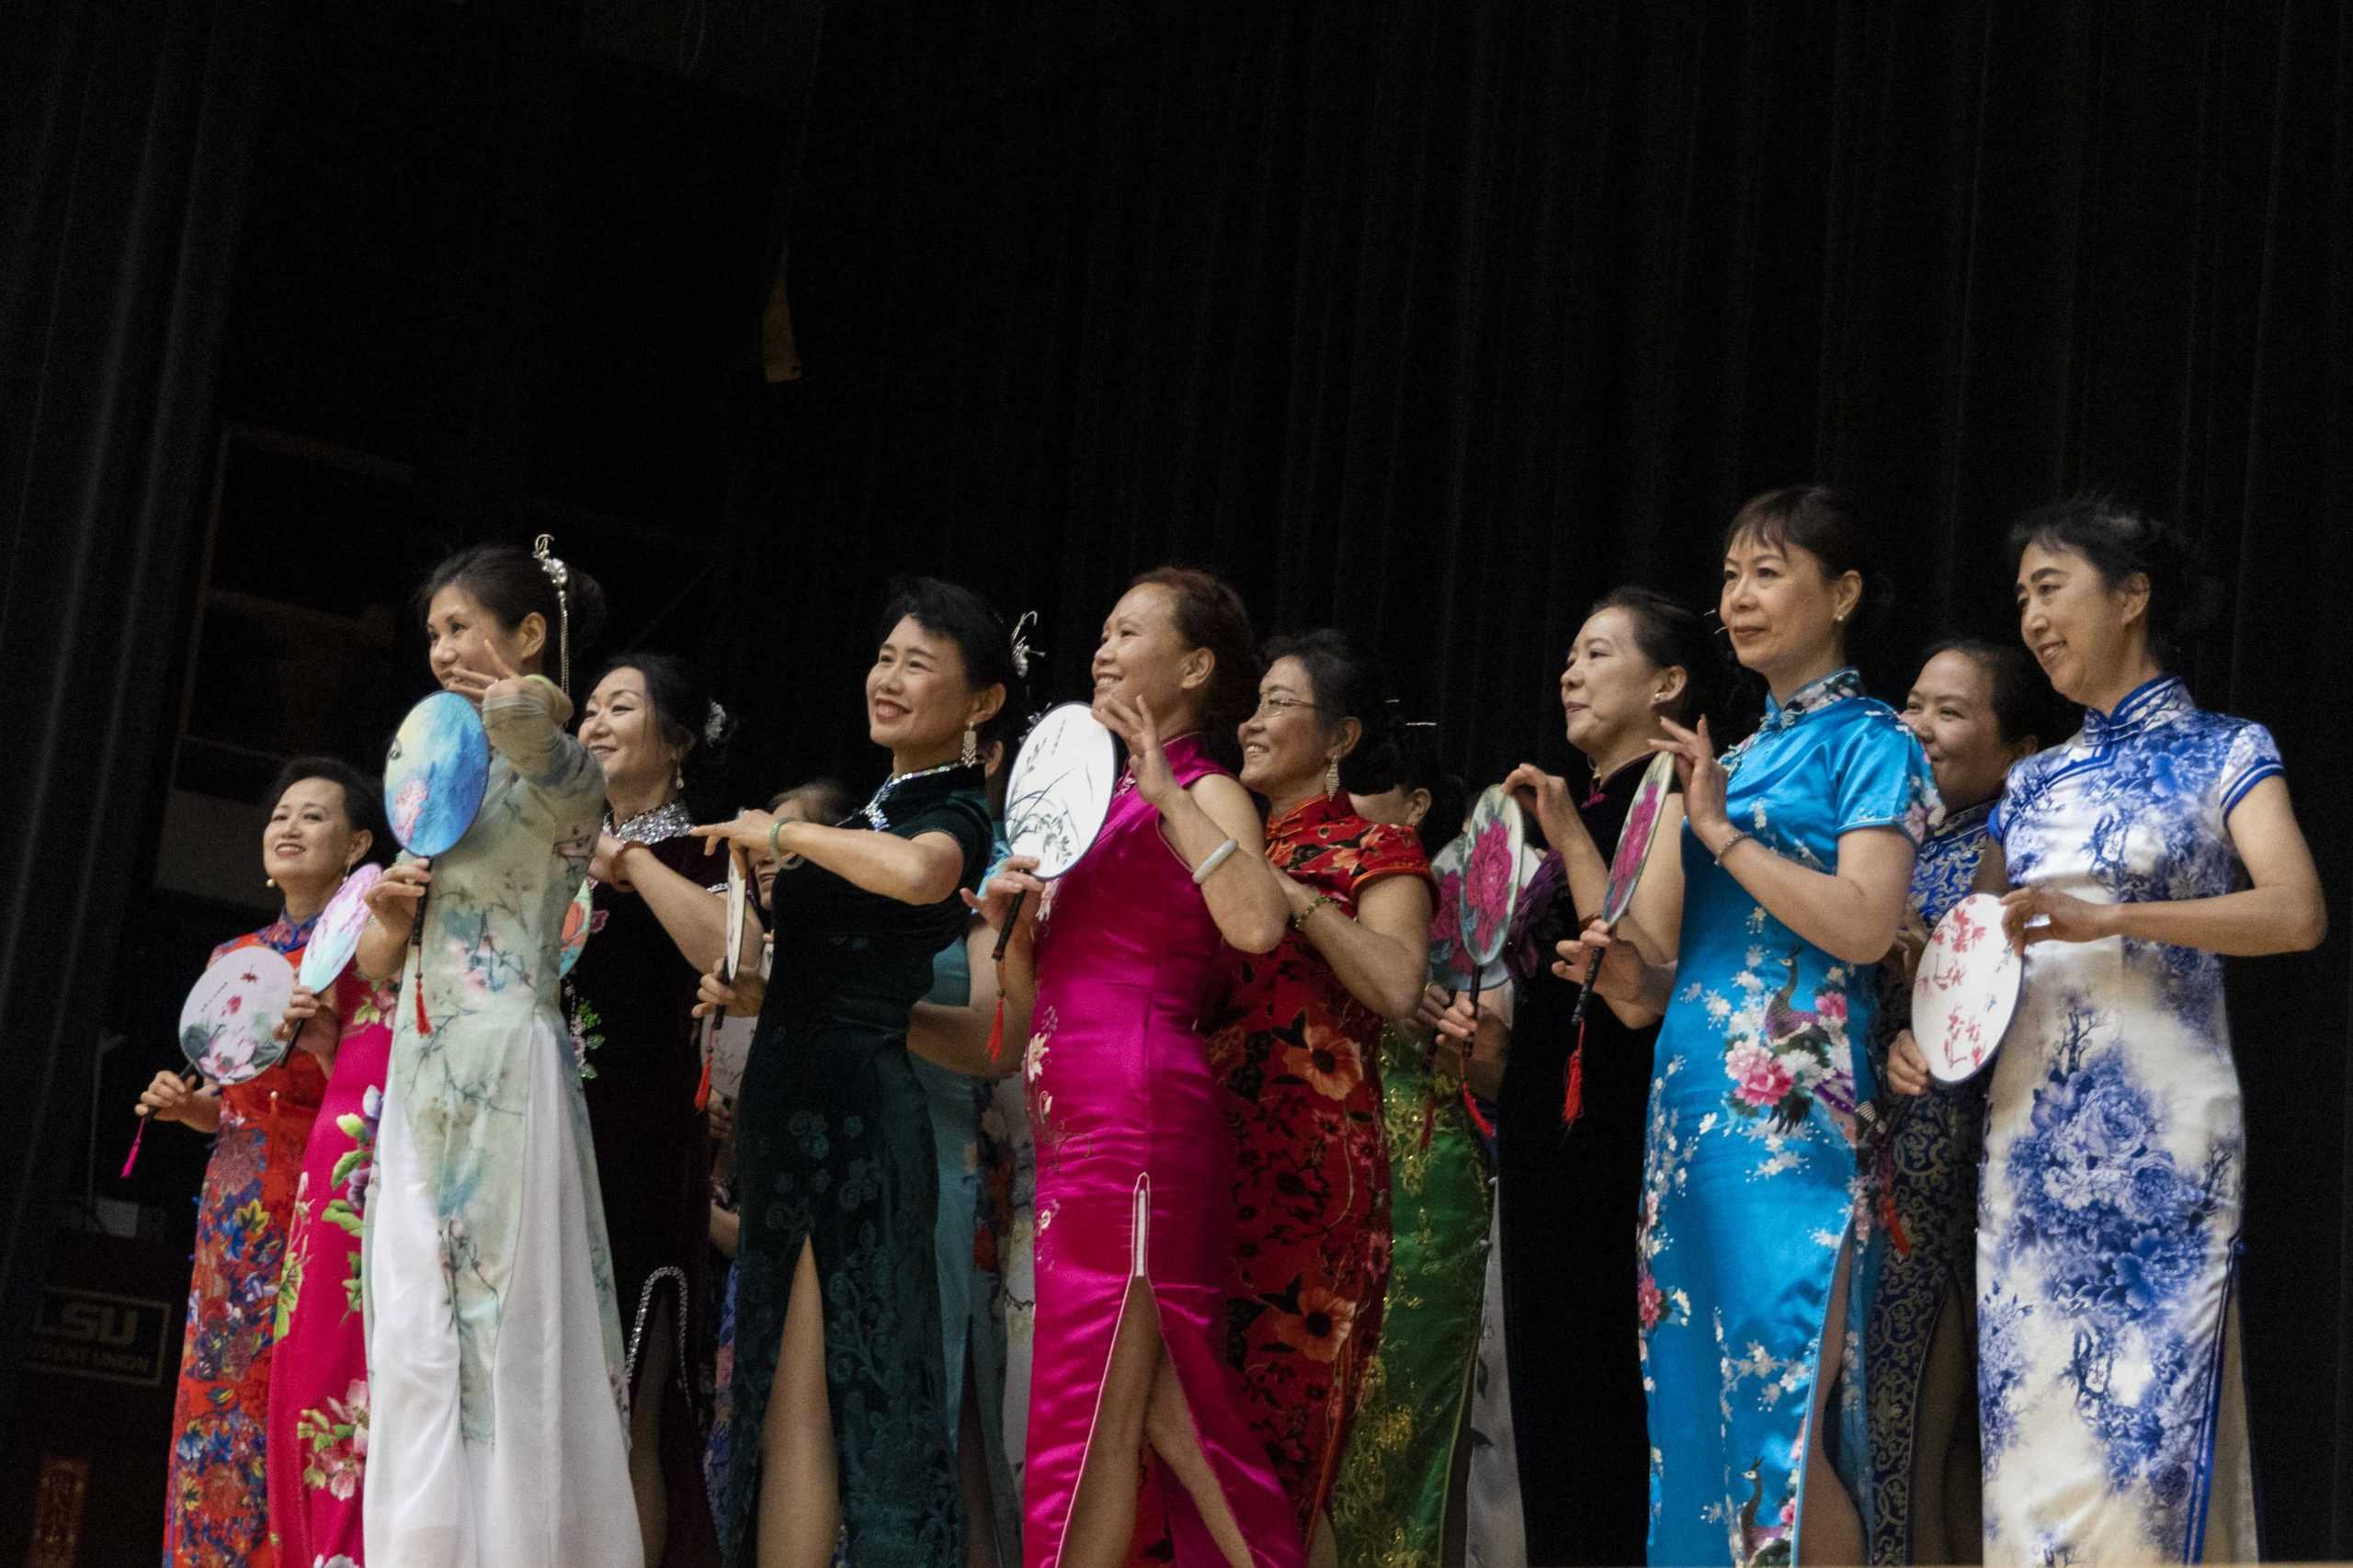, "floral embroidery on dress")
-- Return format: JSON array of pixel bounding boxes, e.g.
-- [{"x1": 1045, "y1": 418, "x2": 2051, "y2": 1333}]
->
[
  {"x1": 1640, "y1": 669, "x2": 1937, "y2": 1567},
  {"x1": 298, "y1": 1379, "x2": 370, "y2": 1500},
  {"x1": 1977, "y1": 676, "x2": 2276, "y2": 1560},
  {"x1": 1203, "y1": 792, "x2": 1431, "y2": 1537}
]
